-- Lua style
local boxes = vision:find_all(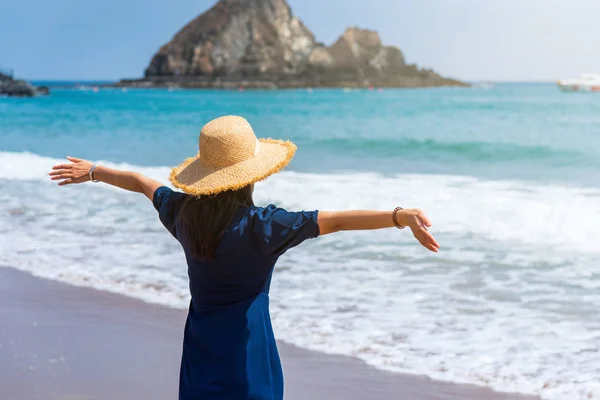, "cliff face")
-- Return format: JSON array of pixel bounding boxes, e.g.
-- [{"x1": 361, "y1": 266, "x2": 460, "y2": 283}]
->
[
  {"x1": 321, "y1": 27, "x2": 406, "y2": 79},
  {"x1": 145, "y1": 0, "x2": 315, "y2": 78},
  {"x1": 139, "y1": 0, "x2": 465, "y2": 88}
]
